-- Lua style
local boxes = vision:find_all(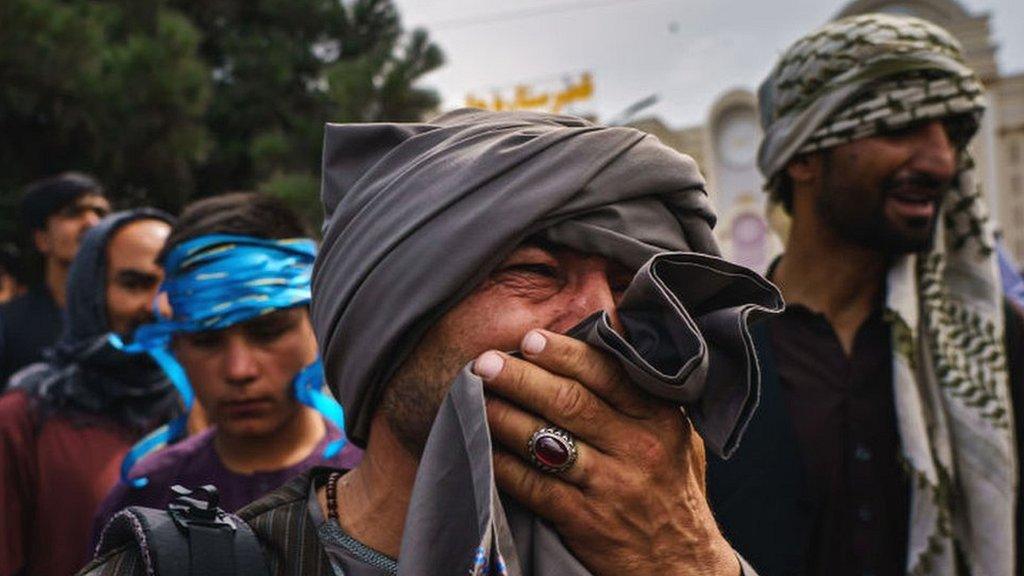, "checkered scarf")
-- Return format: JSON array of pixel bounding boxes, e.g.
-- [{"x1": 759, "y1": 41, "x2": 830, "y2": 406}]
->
[{"x1": 759, "y1": 14, "x2": 1016, "y2": 576}]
